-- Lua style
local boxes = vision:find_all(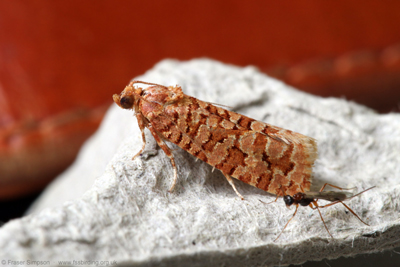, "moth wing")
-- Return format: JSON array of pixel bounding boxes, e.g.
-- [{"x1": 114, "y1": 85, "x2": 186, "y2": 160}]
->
[{"x1": 165, "y1": 96, "x2": 317, "y2": 195}]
